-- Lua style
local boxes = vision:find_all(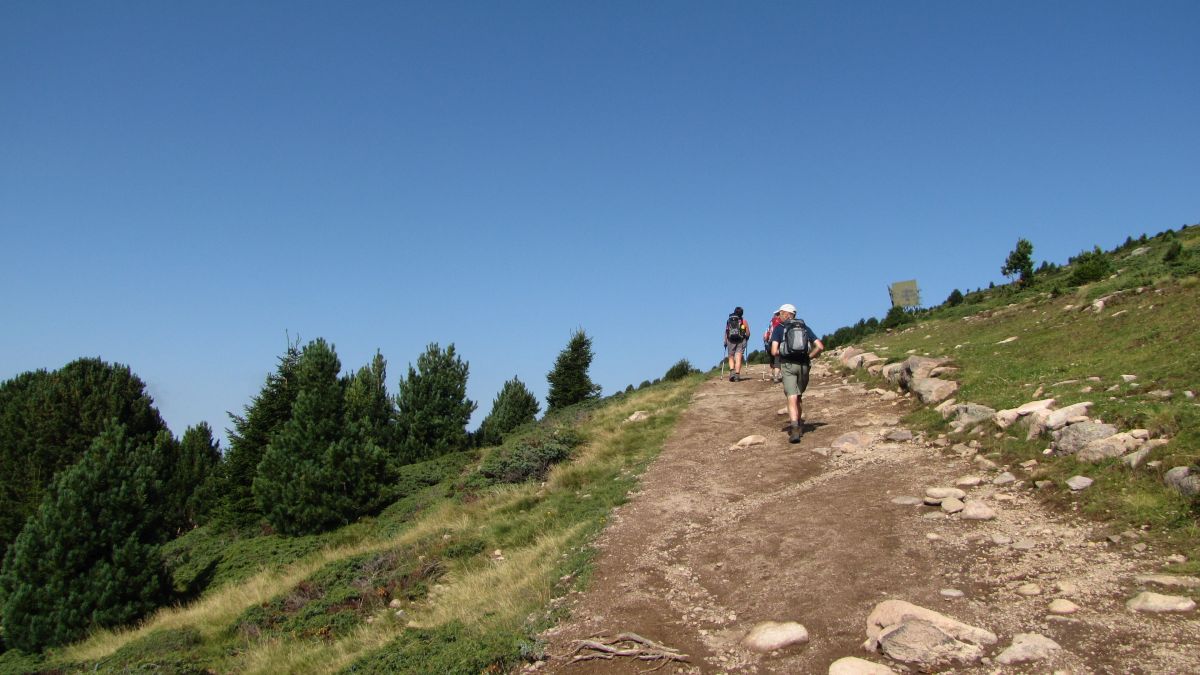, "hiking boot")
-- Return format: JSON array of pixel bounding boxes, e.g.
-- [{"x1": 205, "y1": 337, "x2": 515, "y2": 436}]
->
[
  {"x1": 729, "y1": 373, "x2": 737, "y2": 382},
  {"x1": 789, "y1": 425, "x2": 803, "y2": 444}
]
